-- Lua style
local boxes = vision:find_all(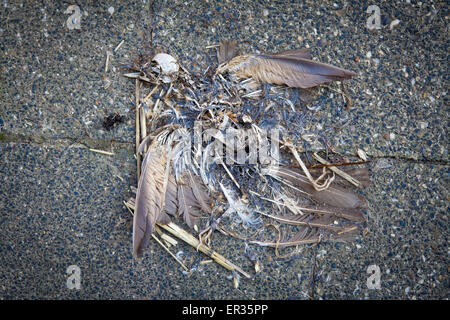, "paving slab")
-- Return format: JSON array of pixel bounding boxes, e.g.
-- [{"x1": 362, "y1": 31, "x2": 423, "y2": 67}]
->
[{"x1": 0, "y1": 0, "x2": 448, "y2": 299}]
